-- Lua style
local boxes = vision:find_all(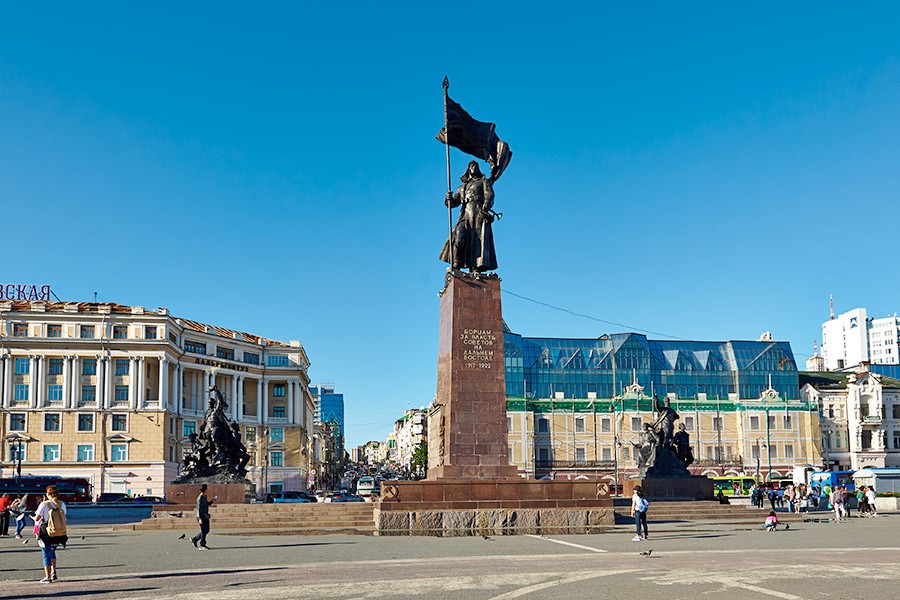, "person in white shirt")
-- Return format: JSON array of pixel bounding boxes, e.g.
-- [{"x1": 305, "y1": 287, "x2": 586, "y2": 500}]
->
[
  {"x1": 630, "y1": 485, "x2": 650, "y2": 541},
  {"x1": 865, "y1": 487, "x2": 877, "y2": 516},
  {"x1": 34, "y1": 485, "x2": 68, "y2": 584}
]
